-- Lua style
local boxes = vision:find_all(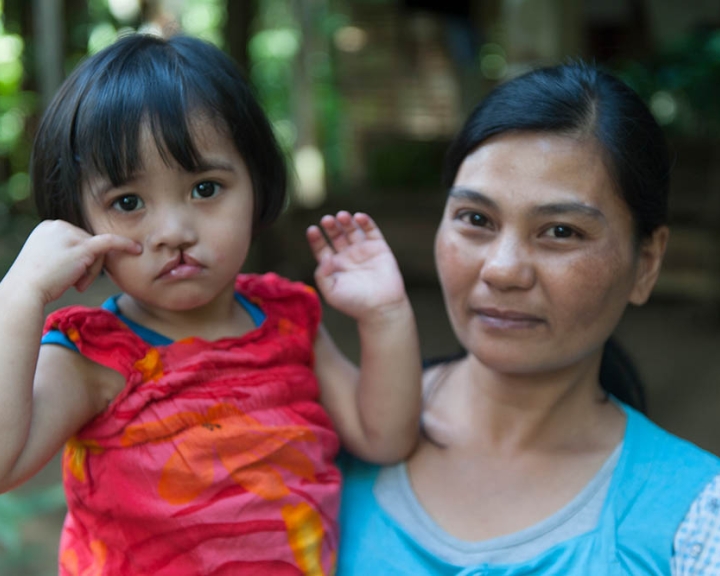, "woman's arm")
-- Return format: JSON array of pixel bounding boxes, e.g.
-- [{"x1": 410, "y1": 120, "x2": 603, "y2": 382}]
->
[
  {"x1": 307, "y1": 212, "x2": 422, "y2": 463},
  {"x1": 0, "y1": 220, "x2": 139, "y2": 491}
]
